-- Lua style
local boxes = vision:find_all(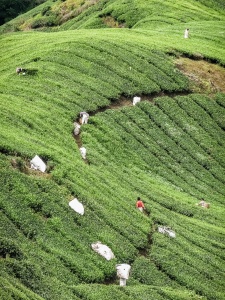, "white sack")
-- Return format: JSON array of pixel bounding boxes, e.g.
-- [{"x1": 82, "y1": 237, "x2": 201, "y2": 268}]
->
[
  {"x1": 30, "y1": 155, "x2": 46, "y2": 173},
  {"x1": 80, "y1": 147, "x2": 86, "y2": 159},
  {"x1": 74, "y1": 122, "x2": 81, "y2": 136},
  {"x1": 91, "y1": 241, "x2": 115, "y2": 261},
  {"x1": 133, "y1": 96, "x2": 141, "y2": 106},
  {"x1": 158, "y1": 226, "x2": 176, "y2": 238},
  {"x1": 80, "y1": 112, "x2": 89, "y2": 124},
  {"x1": 167, "y1": 230, "x2": 176, "y2": 238},
  {"x1": 116, "y1": 264, "x2": 131, "y2": 280},
  {"x1": 69, "y1": 198, "x2": 84, "y2": 215},
  {"x1": 158, "y1": 226, "x2": 164, "y2": 234}
]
